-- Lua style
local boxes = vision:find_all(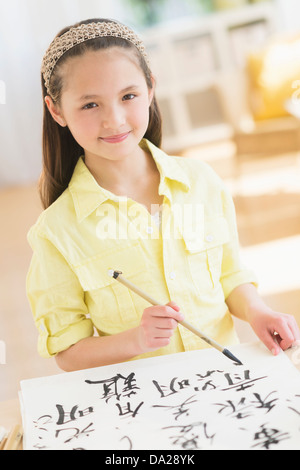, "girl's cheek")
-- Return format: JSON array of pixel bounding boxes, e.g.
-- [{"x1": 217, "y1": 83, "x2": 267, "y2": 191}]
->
[
  {"x1": 70, "y1": 114, "x2": 96, "y2": 134},
  {"x1": 132, "y1": 103, "x2": 149, "y2": 125}
]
